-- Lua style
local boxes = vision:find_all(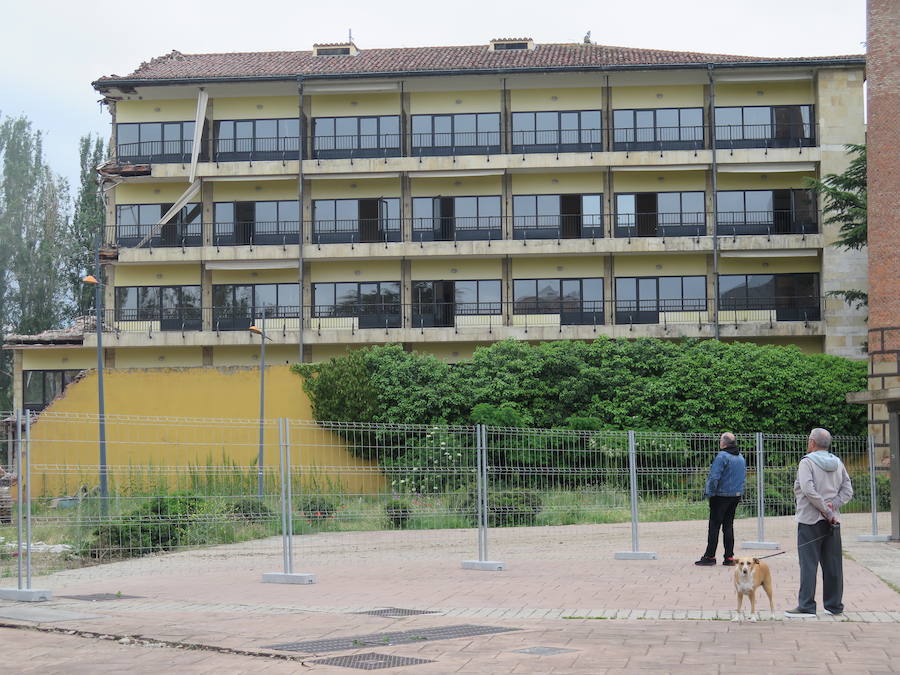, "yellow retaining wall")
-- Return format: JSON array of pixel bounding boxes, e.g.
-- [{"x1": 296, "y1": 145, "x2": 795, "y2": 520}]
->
[{"x1": 24, "y1": 366, "x2": 385, "y2": 496}]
